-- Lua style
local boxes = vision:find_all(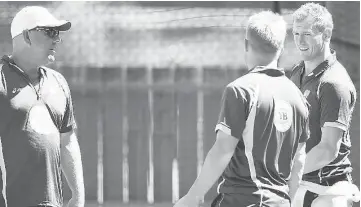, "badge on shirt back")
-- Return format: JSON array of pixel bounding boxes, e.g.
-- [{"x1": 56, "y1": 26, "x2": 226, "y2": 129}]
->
[{"x1": 274, "y1": 99, "x2": 293, "y2": 132}]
